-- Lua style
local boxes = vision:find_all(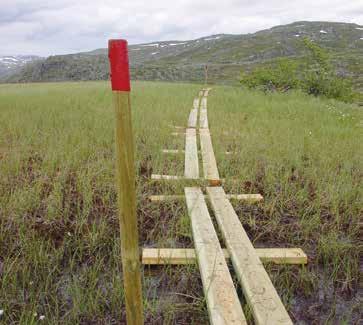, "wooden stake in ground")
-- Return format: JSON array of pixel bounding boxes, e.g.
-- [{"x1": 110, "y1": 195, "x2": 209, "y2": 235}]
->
[
  {"x1": 204, "y1": 64, "x2": 208, "y2": 84},
  {"x1": 108, "y1": 39, "x2": 143, "y2": 325}
]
